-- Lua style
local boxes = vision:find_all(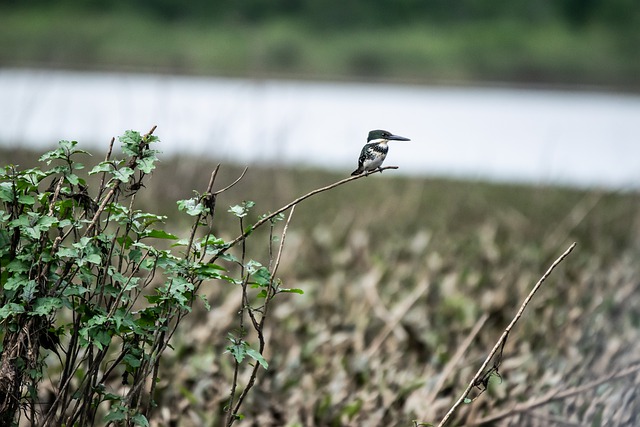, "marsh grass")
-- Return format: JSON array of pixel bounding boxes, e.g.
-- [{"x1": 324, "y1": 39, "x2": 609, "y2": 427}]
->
[{"x1": 2, "y1": 146, "x2": 640, "y2": 426}]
